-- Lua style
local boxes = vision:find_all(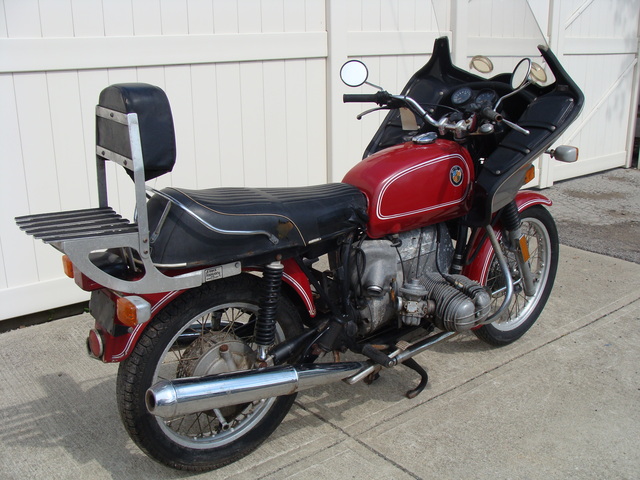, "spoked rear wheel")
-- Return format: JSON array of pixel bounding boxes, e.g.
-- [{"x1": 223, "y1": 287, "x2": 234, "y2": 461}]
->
[
  {"x1": 474, "y1": 206, "x2": 559, "y2": 346},
  {"x1": 116, "y1": 274, "x2": 302, "y2": 471}
]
